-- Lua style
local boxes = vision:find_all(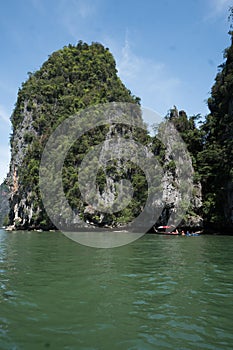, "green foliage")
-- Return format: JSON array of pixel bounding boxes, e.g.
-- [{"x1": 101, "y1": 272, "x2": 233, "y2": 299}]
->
[
  {"x1": 10, "y1": 41, "x2": 143, "y2": 229},
  {"x1": 167, "y1": 107, "x2": 204, "y2": 169},
  {"x1": 10, "y1": 27, "x2": 233, "y2": 231},
  {"x1": 11, "y1": 41, "x2": 138, "y2": 131},
  {"x1": 197, "y1": 16, "x2": 233, "y2": 229}
]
